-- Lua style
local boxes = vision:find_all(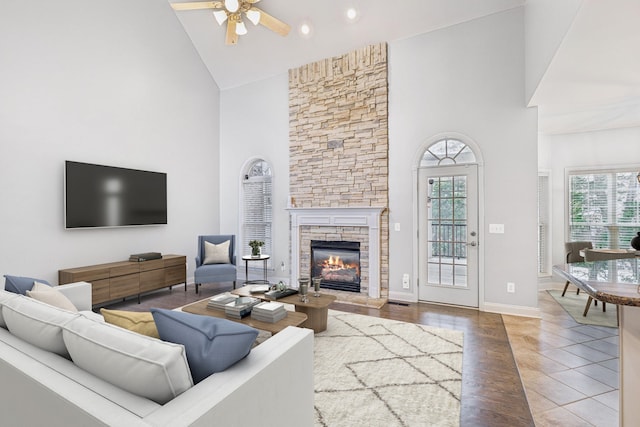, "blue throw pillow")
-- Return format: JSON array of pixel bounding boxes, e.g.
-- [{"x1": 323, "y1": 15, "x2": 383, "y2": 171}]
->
[
  {"x1": 151, "y1": 308, "x2": 259, "y2": 383},
  {"x1": 3, "y1": 275, "x2": 51, "y2": 295}
]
